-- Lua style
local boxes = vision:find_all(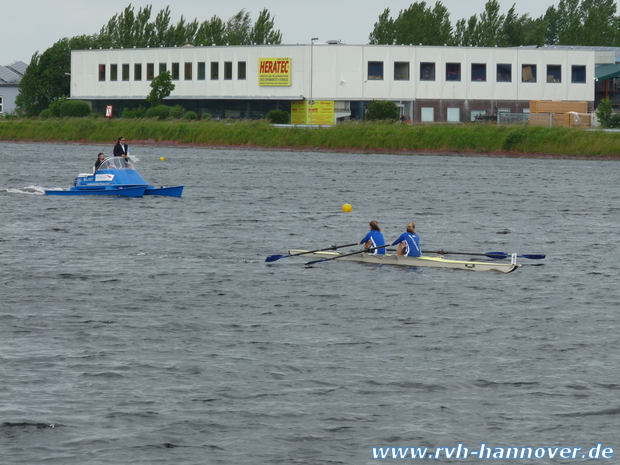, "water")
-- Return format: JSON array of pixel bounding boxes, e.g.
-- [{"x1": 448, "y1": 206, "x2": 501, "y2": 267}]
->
[{"x1": 1, "y1": 142, "x2": 619, "y2": 464}]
